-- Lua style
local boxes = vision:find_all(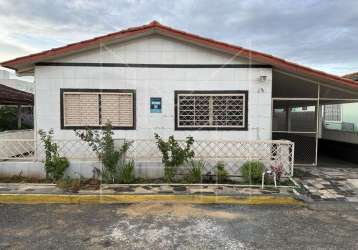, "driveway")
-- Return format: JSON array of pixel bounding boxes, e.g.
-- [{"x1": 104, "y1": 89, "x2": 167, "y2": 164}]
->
[
  {"x1": 1, "y1": 203, "x2": 358, "y2": 249},
  {"x1": 295, "y1": 166, "x2": 358, "y2": 202}
]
